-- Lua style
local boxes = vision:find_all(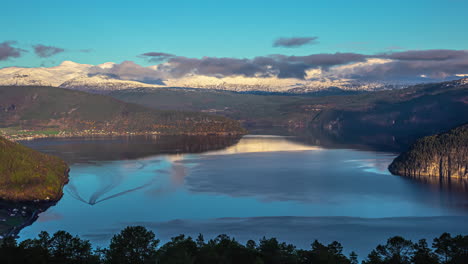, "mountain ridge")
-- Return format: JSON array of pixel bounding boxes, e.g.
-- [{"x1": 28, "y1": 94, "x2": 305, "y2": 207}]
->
[{"x1": 0, "y1": 61, "x2": 414, "y2": 93}]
